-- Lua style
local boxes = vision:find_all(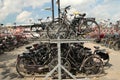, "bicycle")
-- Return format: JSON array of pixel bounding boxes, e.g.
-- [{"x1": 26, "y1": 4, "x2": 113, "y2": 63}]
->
[
  {"x1": 48, "y1": 43, "x2": 104, "y2": 78},
  {"x1": 46, "y1": 5, "x2": 100, "y2": 39},
  {"x1": 16, "y1": 43, "x2": 58, "y2": 77}
]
